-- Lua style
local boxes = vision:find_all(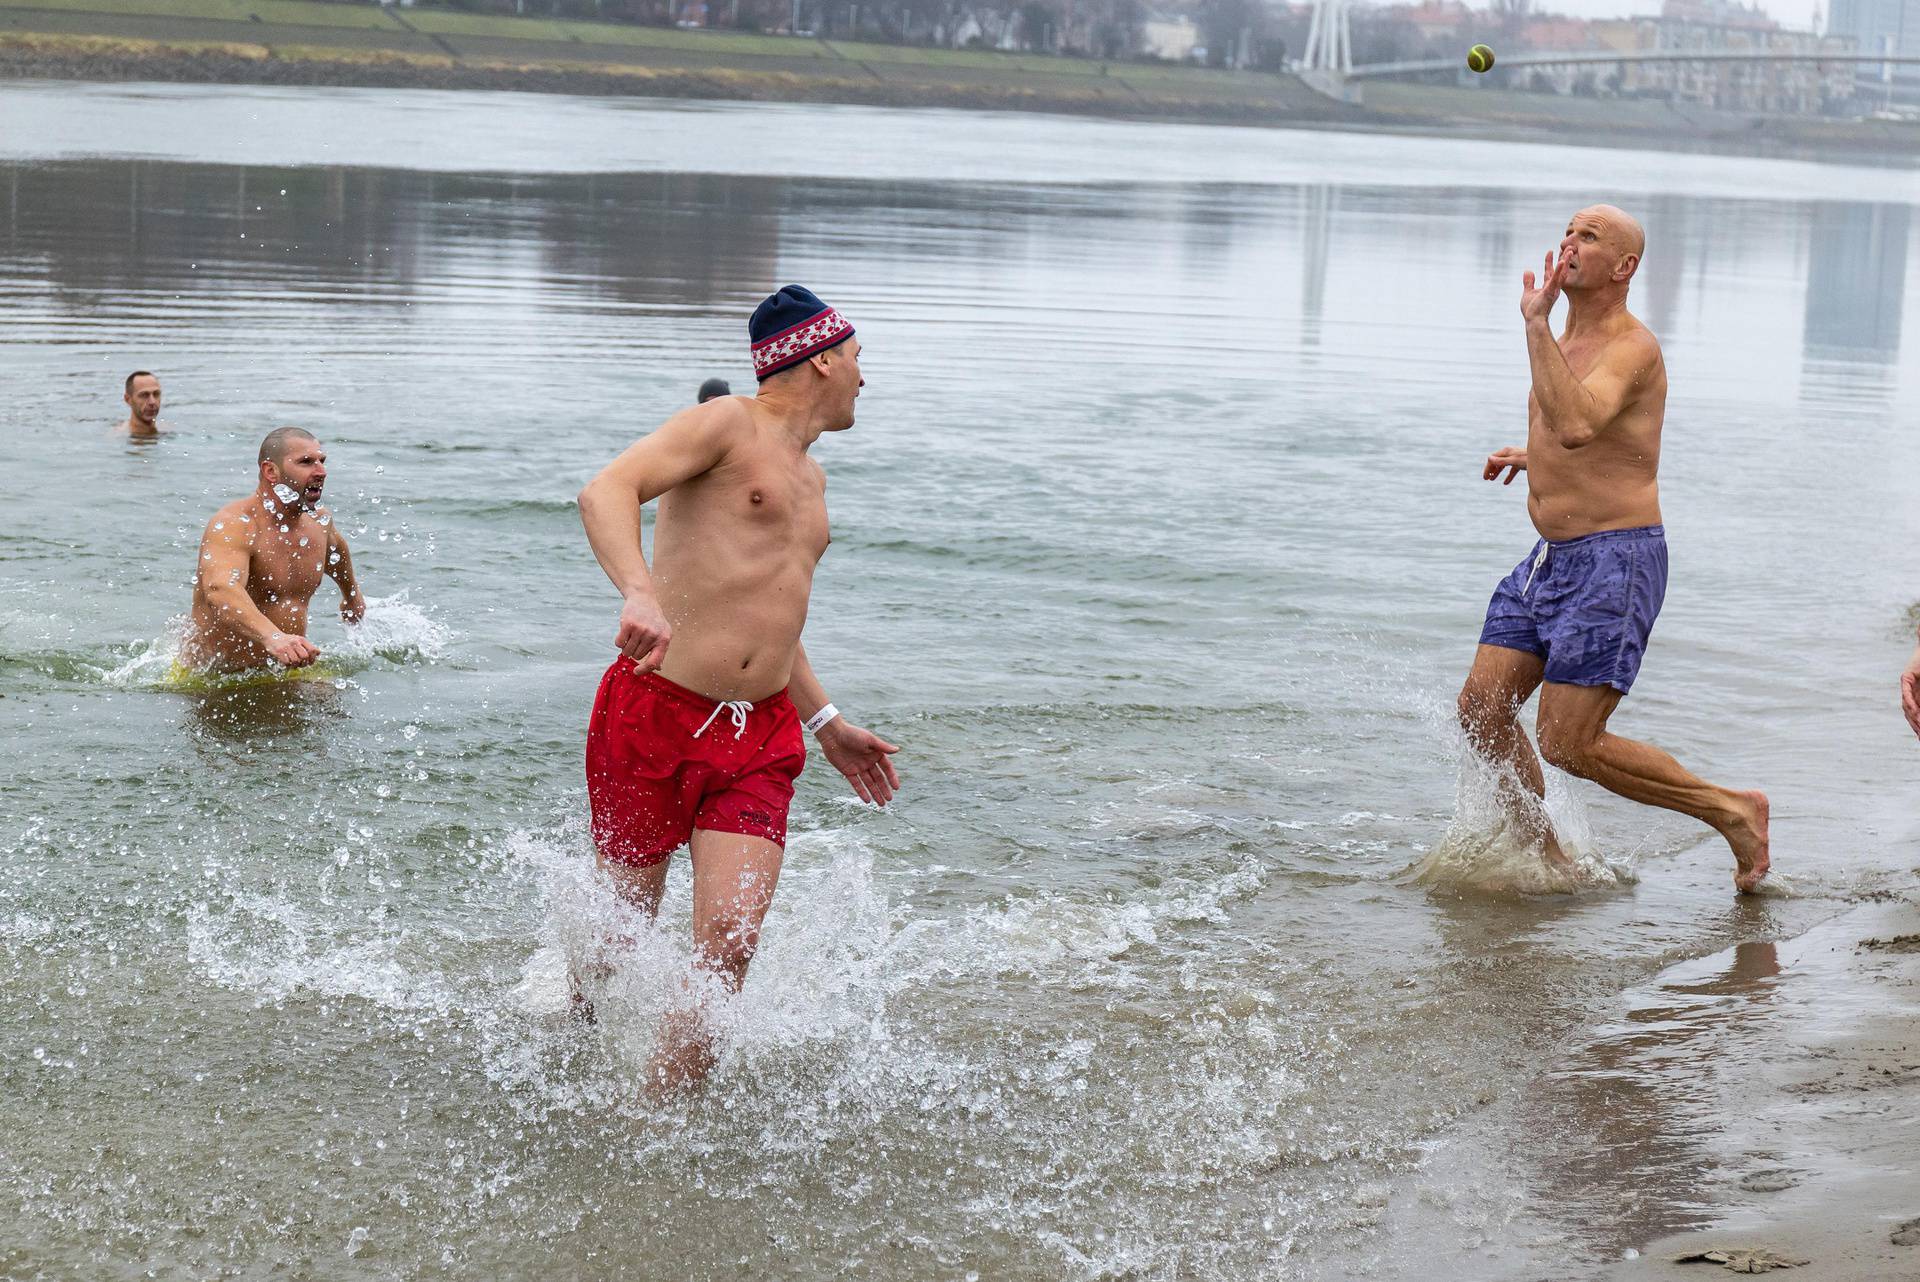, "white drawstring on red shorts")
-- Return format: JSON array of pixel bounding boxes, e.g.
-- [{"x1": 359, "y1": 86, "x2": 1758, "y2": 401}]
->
[{"x1": 693, "y1": 699, "x2": 753, "y2": 740}]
